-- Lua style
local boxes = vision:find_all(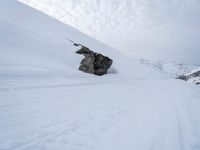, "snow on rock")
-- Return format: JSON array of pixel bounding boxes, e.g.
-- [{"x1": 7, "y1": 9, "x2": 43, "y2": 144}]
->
[
  {"x1": 178, "y1": 69, "x2": 200, "y2": 85},
  {"x1": 188, "y1": 77, "x2": 200, "y2": 85}
]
